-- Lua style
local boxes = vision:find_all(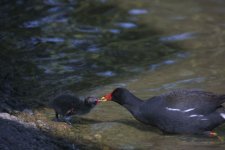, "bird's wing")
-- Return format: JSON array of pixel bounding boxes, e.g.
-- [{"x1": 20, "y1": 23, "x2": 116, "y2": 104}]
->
[{"x1": 159, "y1": 89, "x2": 225, "y2": 114}]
